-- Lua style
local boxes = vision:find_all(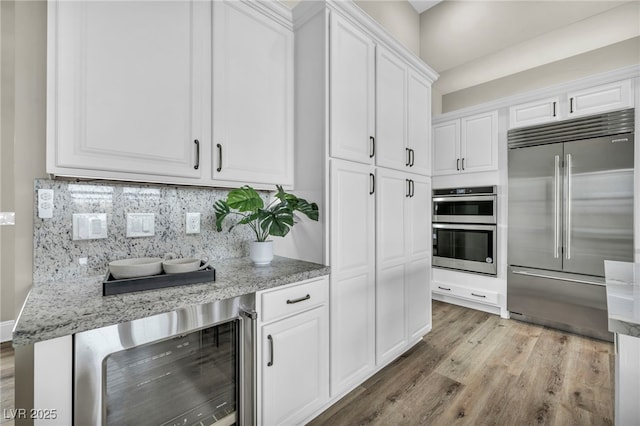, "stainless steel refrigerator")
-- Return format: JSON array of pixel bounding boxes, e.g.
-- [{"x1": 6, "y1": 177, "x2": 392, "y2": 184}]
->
[{"x1": 507, "y1": 109, "x2": 634, "y2": 341}]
